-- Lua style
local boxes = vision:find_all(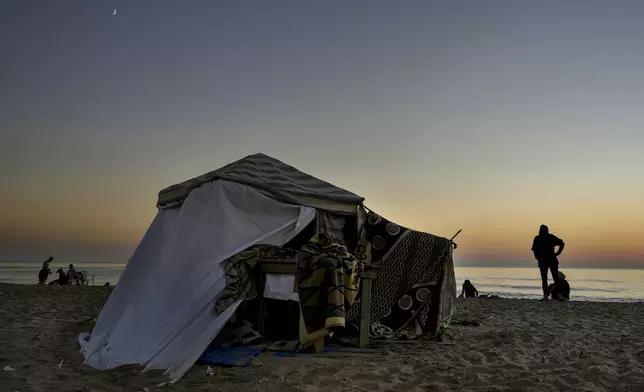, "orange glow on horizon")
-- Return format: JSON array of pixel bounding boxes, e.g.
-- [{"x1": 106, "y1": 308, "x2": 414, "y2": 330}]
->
[{"x1": 1, "y1": 168, "x2": 642, "y2": 268}]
